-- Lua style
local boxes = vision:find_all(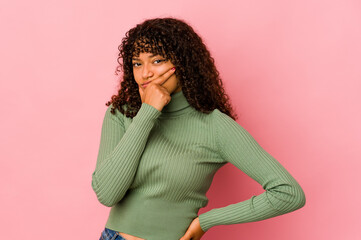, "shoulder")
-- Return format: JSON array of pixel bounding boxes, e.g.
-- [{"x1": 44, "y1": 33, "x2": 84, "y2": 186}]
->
[
  {"x1": 210, "y1": 108, "x2": 249, "y2": 136},
  {"x1": 104, "y1": 103, "x2": 127, "y2": 123},
  {"x1": 210, "y1": 108, "x2": 236, "y2": 124},
  {"x1": 204, "y1": 108, "x2": 235, "y2": 135}
]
